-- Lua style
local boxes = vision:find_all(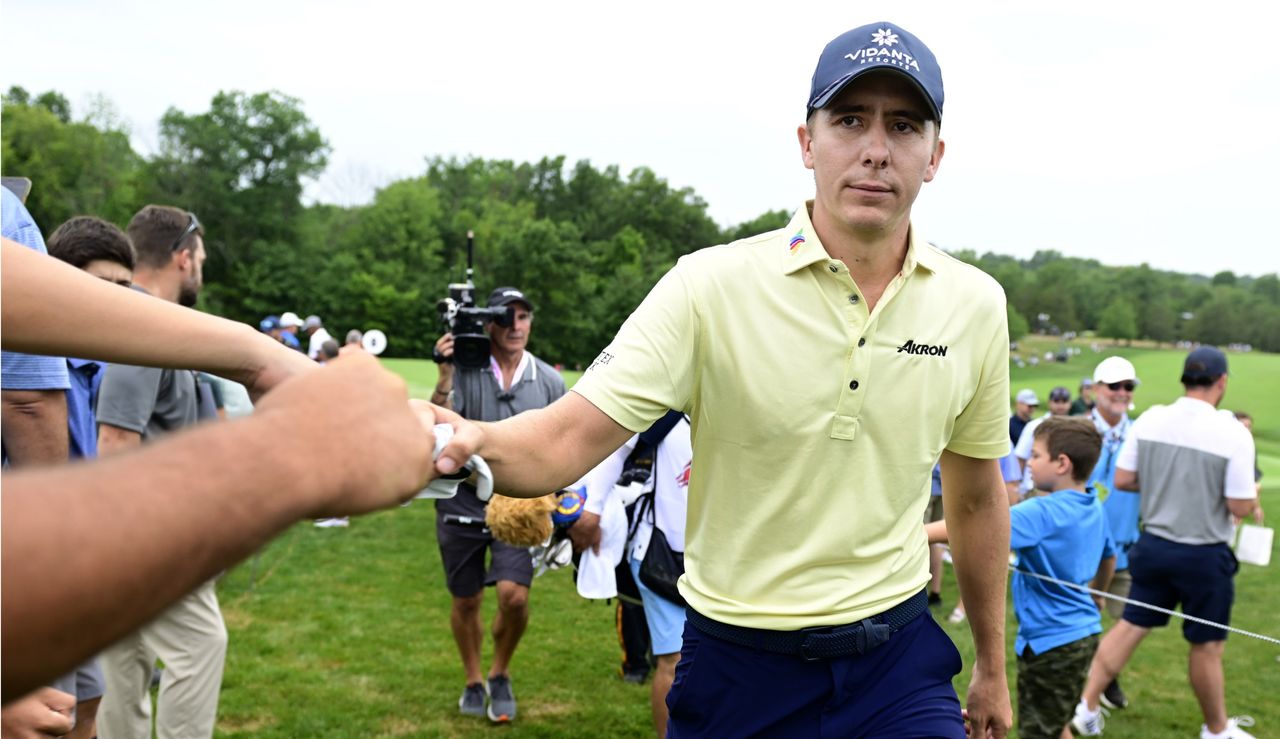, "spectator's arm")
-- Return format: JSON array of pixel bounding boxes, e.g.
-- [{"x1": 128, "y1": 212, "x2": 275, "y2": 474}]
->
[
  {"x1": 1090, "y1": 555, "x2": 1116, "y2": 610},
  {"x1": 1227, "y1": 497, "x2": 1261, "y2": 522},
  {"x1": 1, "y1": 240, "x2": 314, "y2": 398},
  {"x1": 1114, "y1": 468, "x2": 1138, "y2": 491},
  {"x1": 97, "y1": 424, "x2": 142, "y2": 456},
  {"x1": 924, "y1": 520, "x2": 949, "y2": 545},
  {"x1": 1, "y1": 353, "x2": 438, "y2": 702},
  {"x1": 0, "y1": 390, "x2": 68, "y2": 466}
]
